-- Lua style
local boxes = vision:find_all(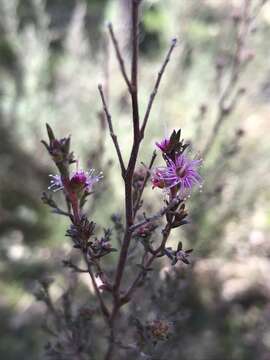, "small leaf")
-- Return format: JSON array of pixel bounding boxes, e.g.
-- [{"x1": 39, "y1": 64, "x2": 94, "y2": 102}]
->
[
  {"x1": 41, "y1": 140, "x2": 49, "y2": 151},
  {"x1": 46, "y1": 123, "x2": 55, "y2": 142}
]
